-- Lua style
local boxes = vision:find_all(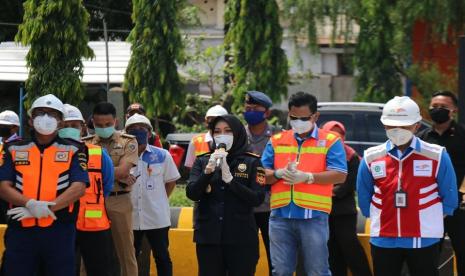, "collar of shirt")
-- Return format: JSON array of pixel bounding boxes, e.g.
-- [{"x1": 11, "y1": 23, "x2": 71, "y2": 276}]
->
[
  {"x1": 204, "y1": 131, "x2": 213, "y2": 142},
  {"x1": 431, "y1": 120, "x2": 456, "y2": 137},
  {"x1": 385, "y1": 136, "x2": 420, "y2": 159},
  {"x1": 246, "y1": 123, "x2": 272, "y2": 139},
  {"x1": 6, "y1": 133, "x2": 19, "y2": 143},
  {"x1": 141, "y1": 144, "x2": 166, "y2": 164},
  {"x1": 293, "y1": 125, "x2": 319, "y2": 144}
]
